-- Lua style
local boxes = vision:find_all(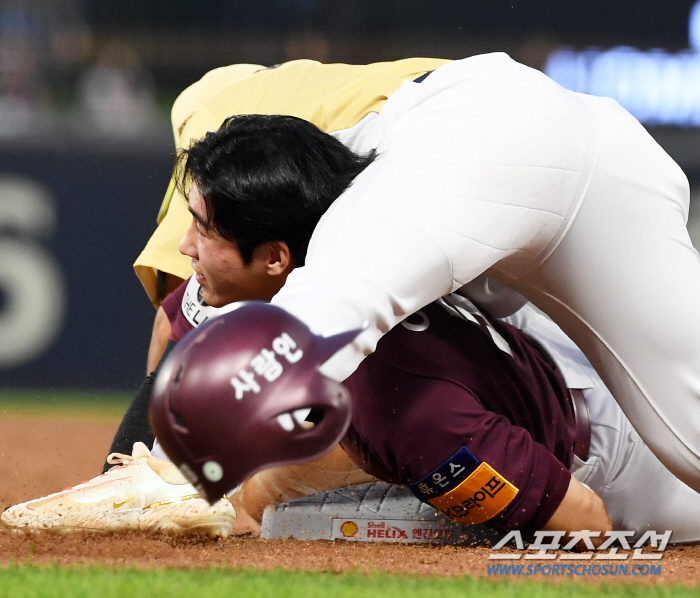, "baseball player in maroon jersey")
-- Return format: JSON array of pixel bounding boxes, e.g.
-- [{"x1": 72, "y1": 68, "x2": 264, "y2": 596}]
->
[
  {"x1": 150, "y1": 285, "x2": 700, "y2": 543},
  {"x1": 148, "y1": 272, "x2": 700, "y2": 542}
]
